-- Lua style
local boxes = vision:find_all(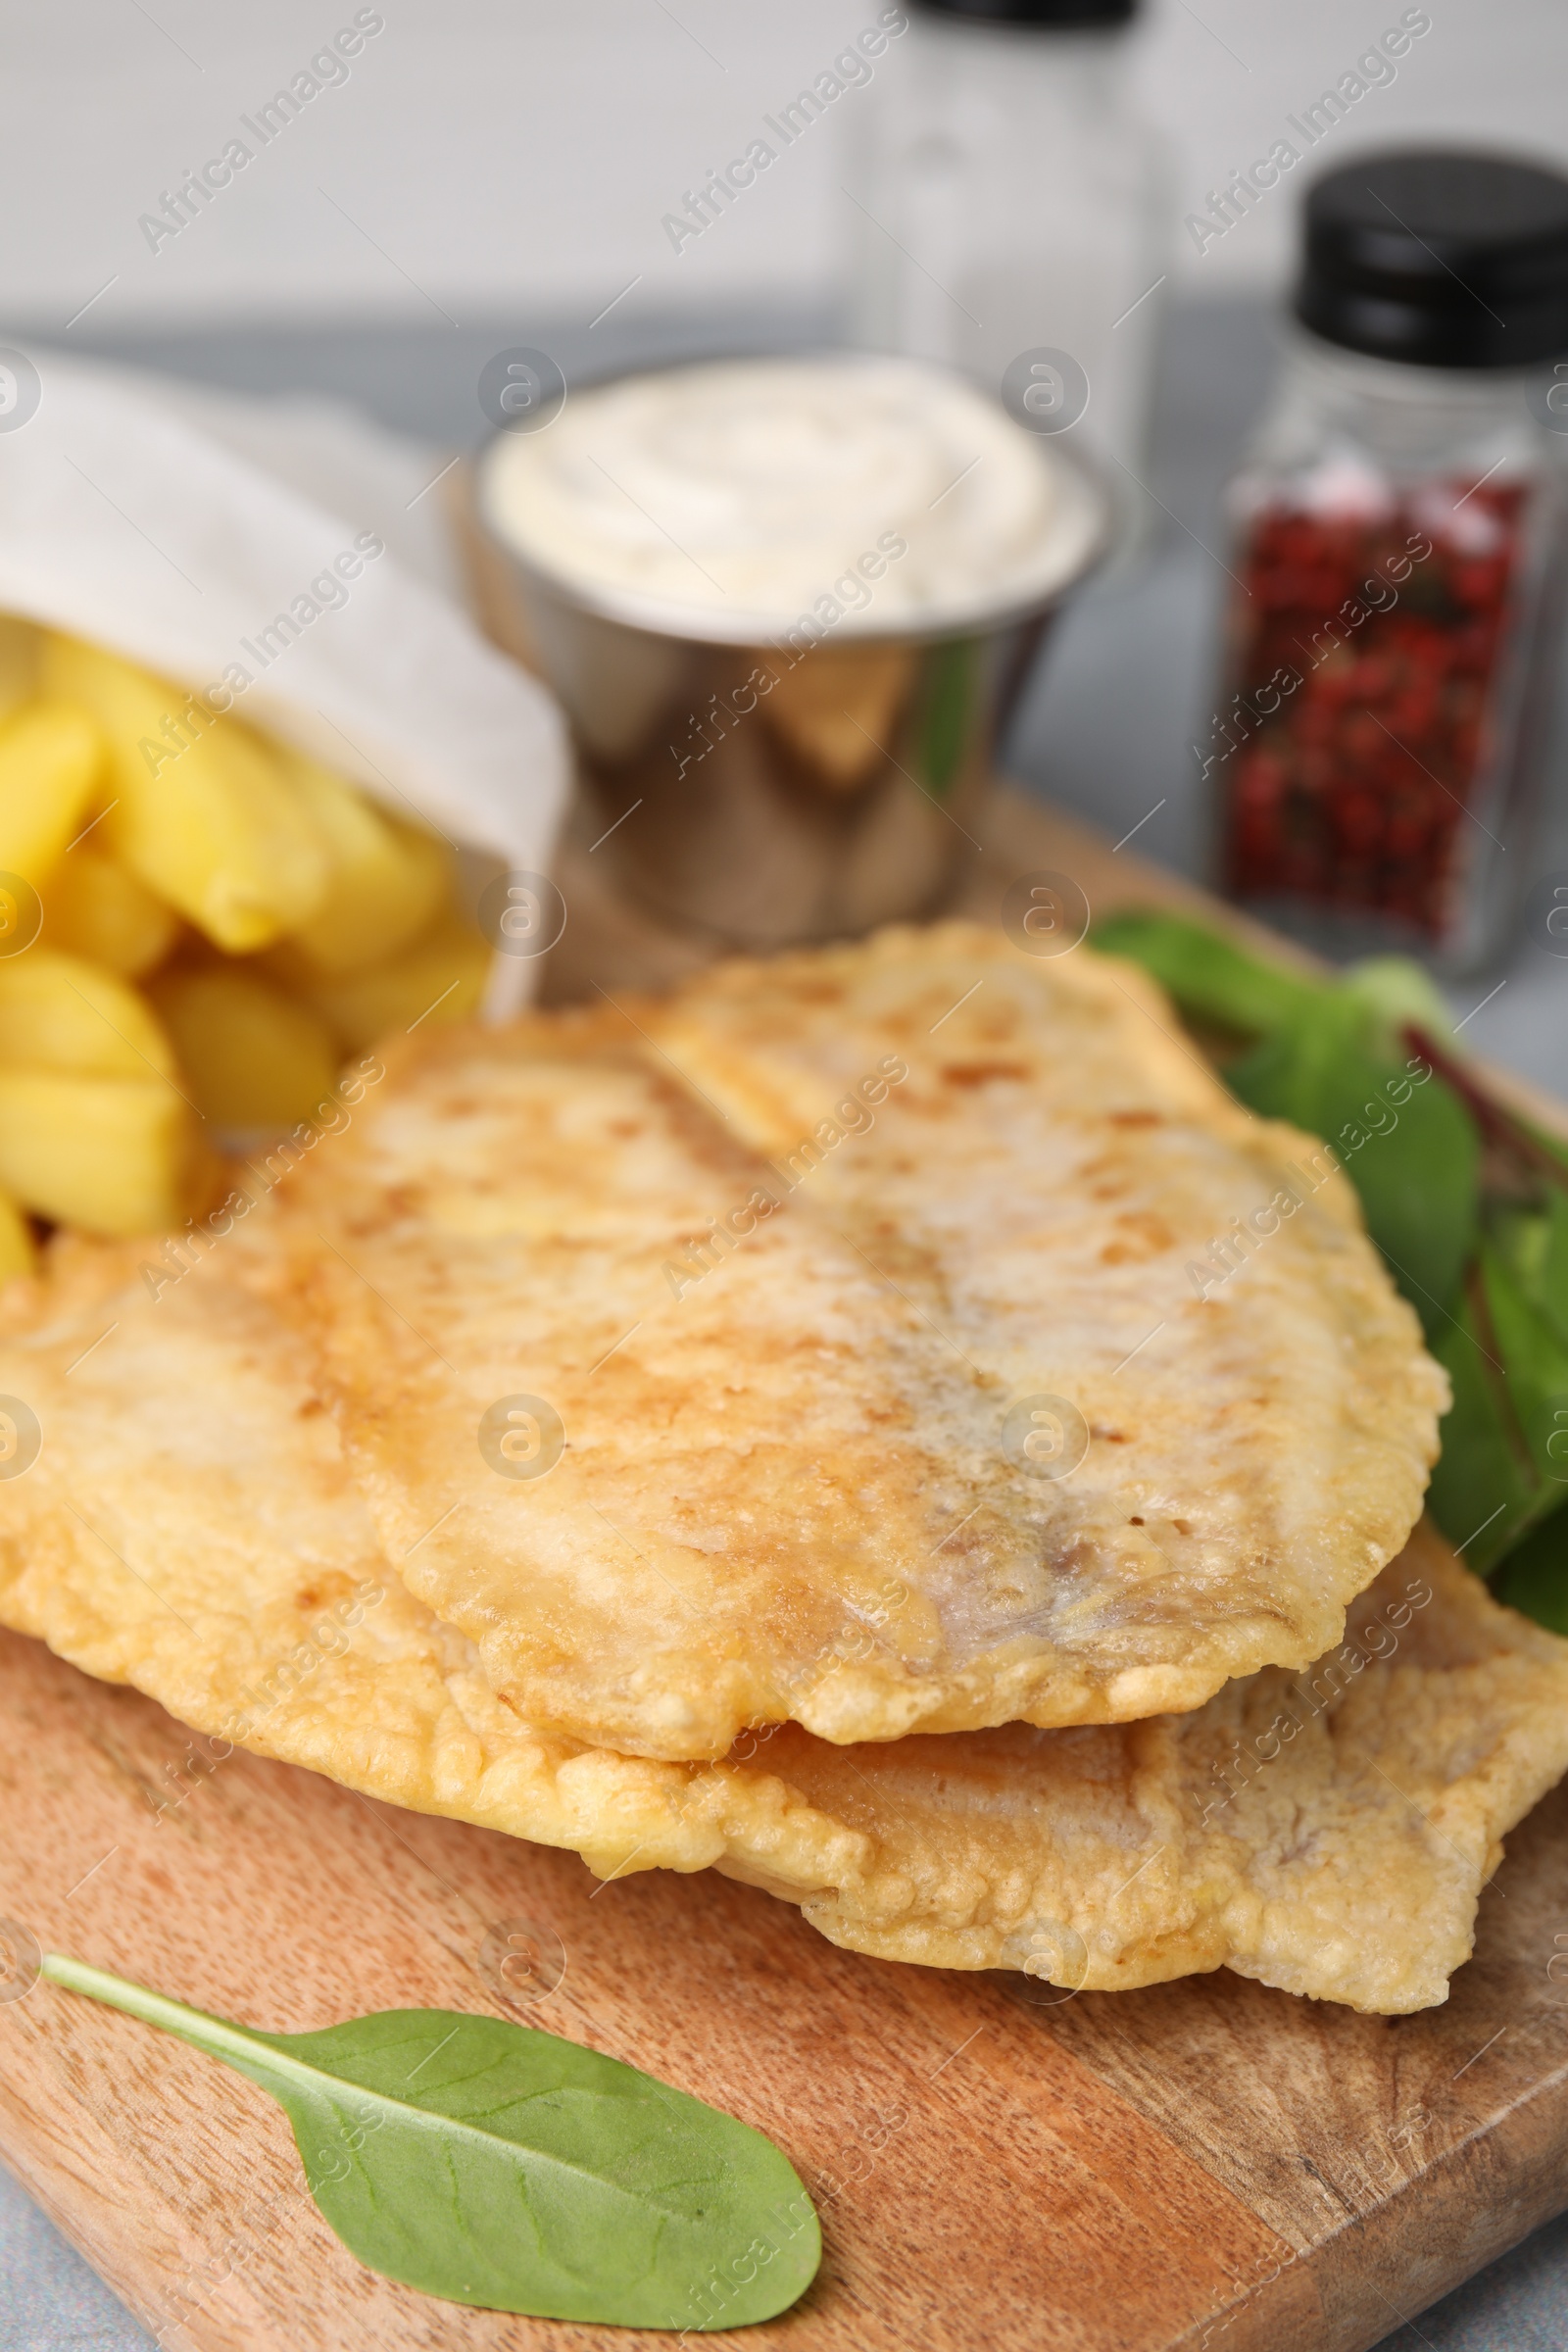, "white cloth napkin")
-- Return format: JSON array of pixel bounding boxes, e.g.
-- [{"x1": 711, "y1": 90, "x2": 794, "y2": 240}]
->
[{"x1": 0, "y1": 349, "x2": 571, "y2": 1007}]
